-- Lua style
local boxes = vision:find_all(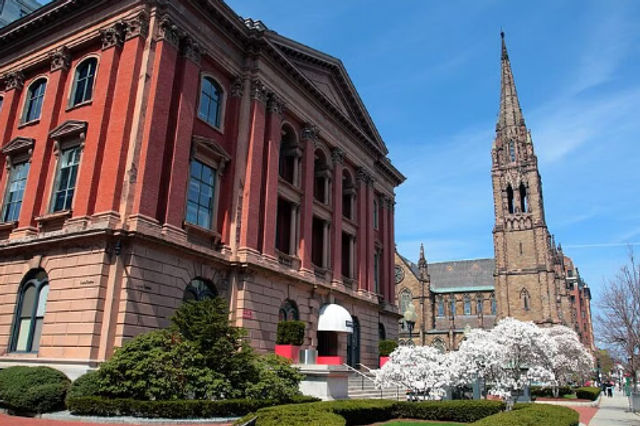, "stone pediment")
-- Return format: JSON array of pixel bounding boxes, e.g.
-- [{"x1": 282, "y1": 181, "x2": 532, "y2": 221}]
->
[
  {"x1": 2, "y1": 137, "x2": 34, "y2": 156},
  {"x1": 49, "y1": 120, "x2": 88, "y2": 140},
  {"x1": 267, "y1": 34, "x2": 387, "y2": 154},
  {"x1": 192, "y1": 135, "x2": 231, "y2": 163}
]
